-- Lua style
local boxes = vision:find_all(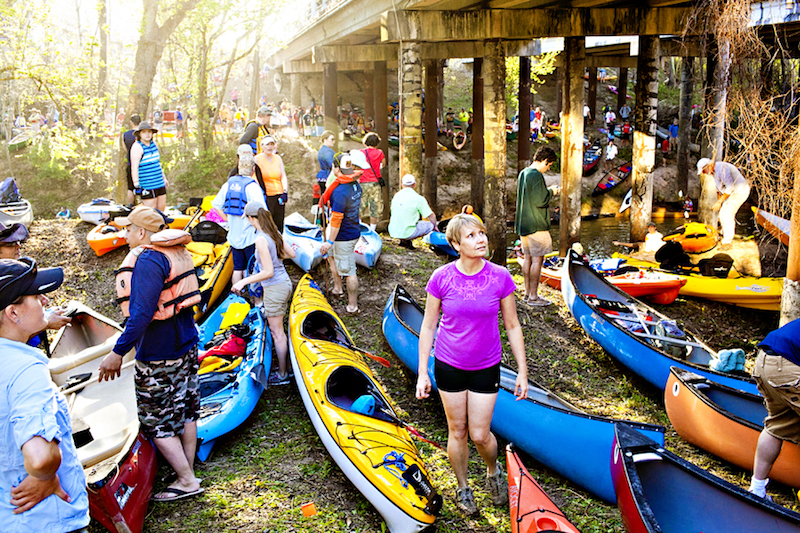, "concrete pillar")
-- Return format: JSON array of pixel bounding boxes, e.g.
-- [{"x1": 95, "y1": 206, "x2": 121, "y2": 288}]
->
[
  {"x1": 677, "y1": 57, "x2": 693, "y2": 196},
  {"x1": 291, "y1": 74, "x2": 302, "y2": 108},
  {"x1": 471, "y1": 58, "x2": 485, "y2": 217},
  {"x1": 631, "y1": 35, "x2": 659, "y2": 243},
  {"x1": 587, "y1": 67, "x2": 597, "y2": 124},
  {"x1": 323, "y1": 63, "x2": 338, "y2": 147},
  {"x1": 518, "y1": 56, "x2": 532, "y2": 174},
  {"x1": 482, "y1": 40, "x2": 507, "y2": 266},
  {"x1": 559, "y1": 37, "x2": 585, "y2": 256},
  {"x1": 399, "y1": 42, "x2": 424, "y2": 187},
  {"x1": 617, "y1": 67, "x2": 628, "y2": 111},
  {"x1": 438, "y1": 60, "x2": 445, "y2": 130},
  {"x1": 374, "y1": 61, "x2": 390, "y2": 221},
  {"x1": 424, "y1": 59, "x2": 439, "y2": 214},
  {"x1": 364, "y1": 72, "x2": 374, "y2": 123},
  {"x1": 556, "y1": 67, "x2": 563, "y2": 119}
]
